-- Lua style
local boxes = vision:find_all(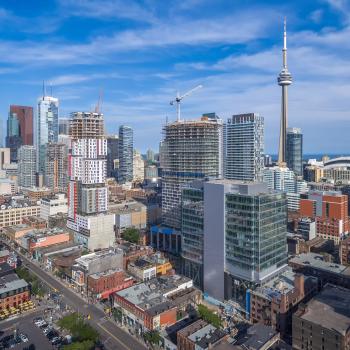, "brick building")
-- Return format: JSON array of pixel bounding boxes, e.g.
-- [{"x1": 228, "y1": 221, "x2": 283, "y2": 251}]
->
[
  {"x1": 0, "y1": 274, "x2": 30, "y2": 310},
  {"x1": 177, "y1": 319, "x2": 227, "y2": 350},
  {"x1": 250, "y1": 269, "x2": 318, "y2": 336},
  {"x1": 87, "y1": 268, "x2": 133, "y2": 299},
  {"x1": 300, "y1": 191, "x2": 349, "y2": 243},
  {"x1": 340, "y1": 236, "x2": 350, "y2": 265},
  {"x1": 114, "y1": 275, "x2": 194, "y2": 331},
  {"x1": 293, "y1": 284, "x2": 350, "y2": 350}
]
